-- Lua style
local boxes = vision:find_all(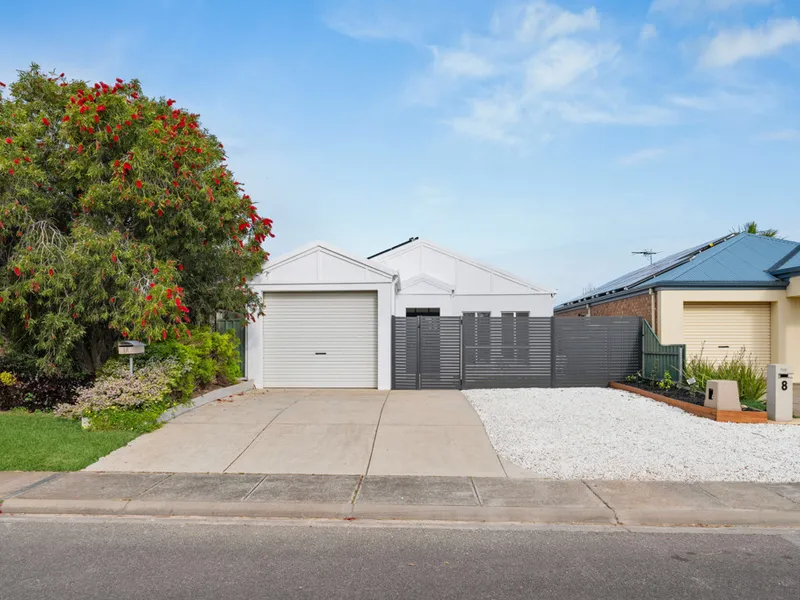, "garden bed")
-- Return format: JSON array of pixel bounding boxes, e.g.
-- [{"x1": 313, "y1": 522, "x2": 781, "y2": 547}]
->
[{"x1": 610, "y1": 382, "x2": 768, "y2": 423}]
